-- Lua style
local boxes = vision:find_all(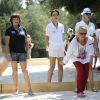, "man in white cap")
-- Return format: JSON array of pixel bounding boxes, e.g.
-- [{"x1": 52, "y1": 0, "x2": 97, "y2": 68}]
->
[
  {"x1": 75, "y1": 8, "x2": 95, "y2": 36},
  {"x1": 75, "y1": 8, "x2": 98, "y2": 92}
]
